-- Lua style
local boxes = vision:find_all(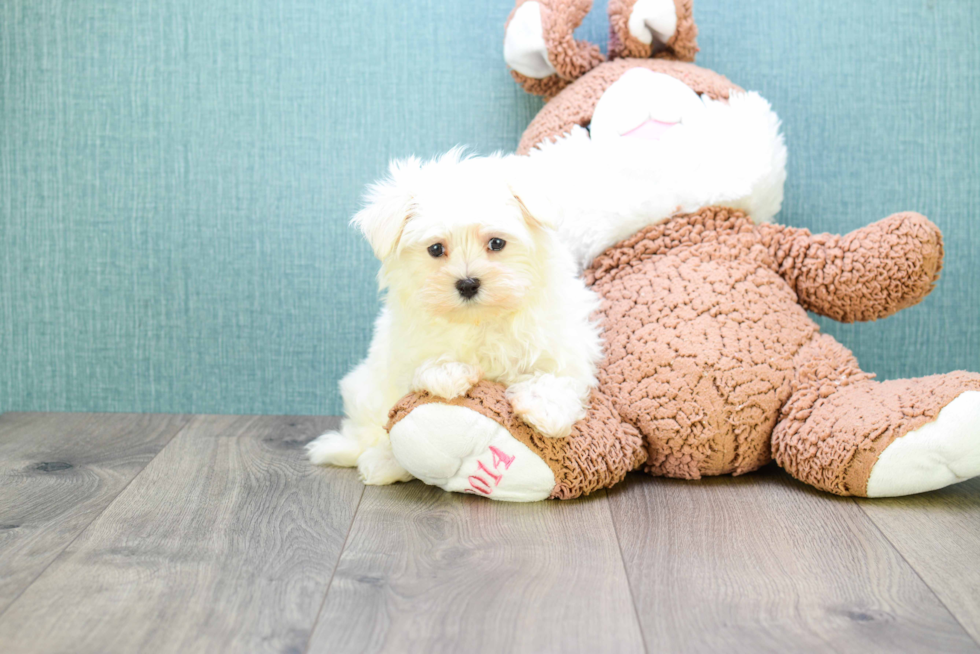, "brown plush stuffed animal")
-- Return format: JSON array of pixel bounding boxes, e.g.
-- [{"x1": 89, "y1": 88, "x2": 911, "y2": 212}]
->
[{"x1": 383, "y1": 0, "x2": 980, "y2": 501}]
